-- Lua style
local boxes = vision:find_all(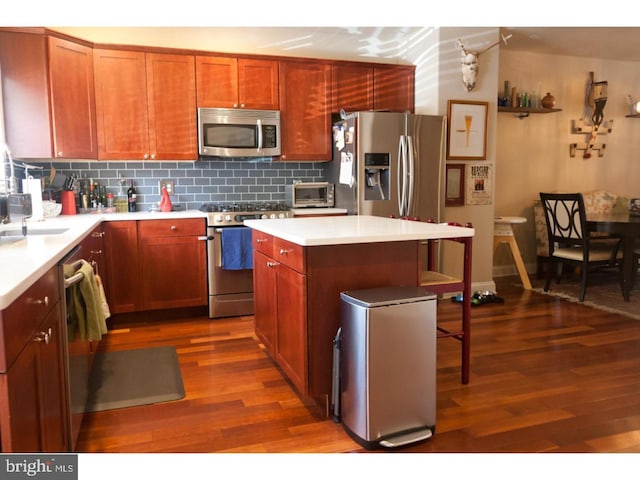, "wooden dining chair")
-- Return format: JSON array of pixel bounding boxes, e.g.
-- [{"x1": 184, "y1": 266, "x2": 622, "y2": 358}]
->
[{"x1": 539, "y1": 192, "x2": 623, "y2": 302}]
